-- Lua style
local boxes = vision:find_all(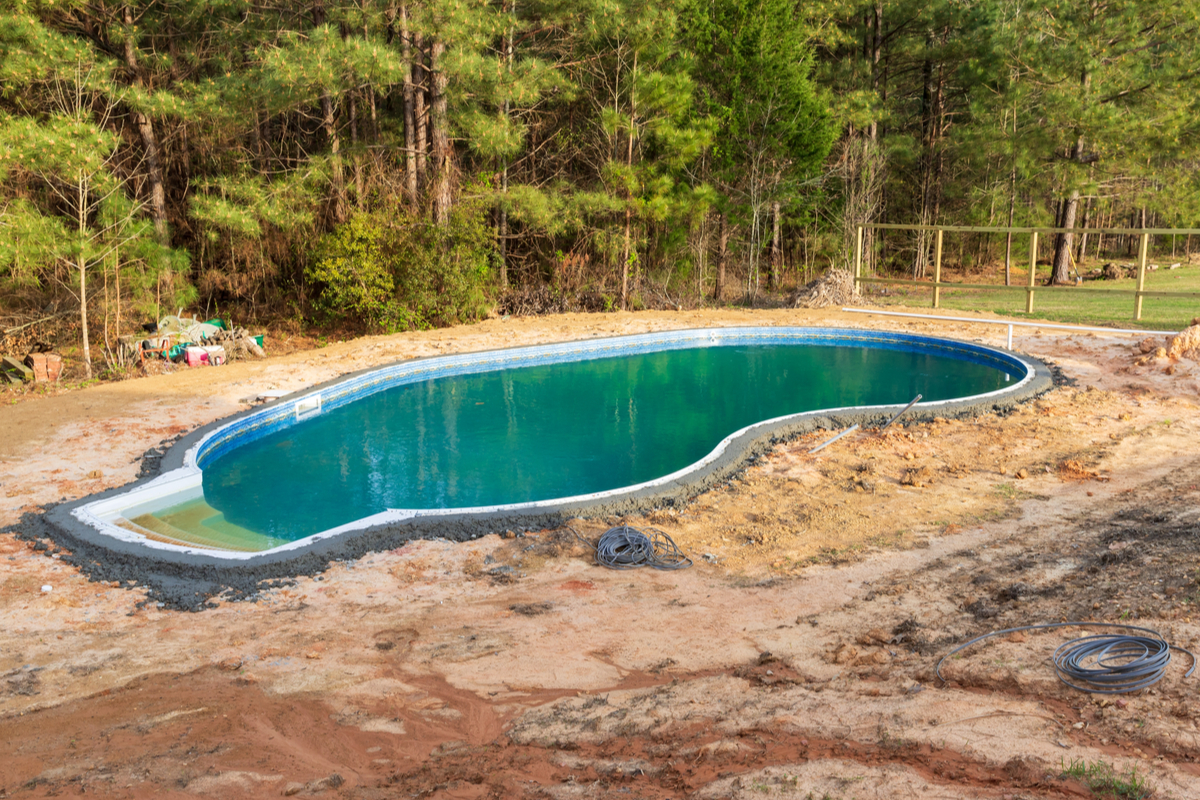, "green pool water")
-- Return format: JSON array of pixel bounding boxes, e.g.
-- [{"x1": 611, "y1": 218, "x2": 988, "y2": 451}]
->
[{"x1": 148, "y1": 342, "x2": 1009, "y2": 544}]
